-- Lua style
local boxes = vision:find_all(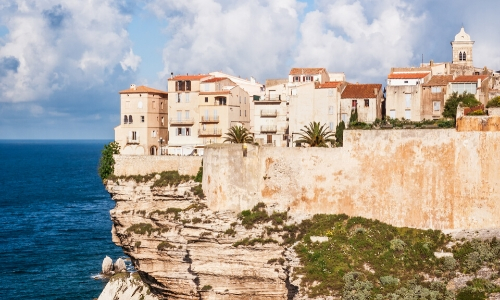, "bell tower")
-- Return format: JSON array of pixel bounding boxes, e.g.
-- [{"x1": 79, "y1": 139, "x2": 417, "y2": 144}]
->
[{"x1": 451, "y1": 27, "x2": 474, "y2": 66}]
